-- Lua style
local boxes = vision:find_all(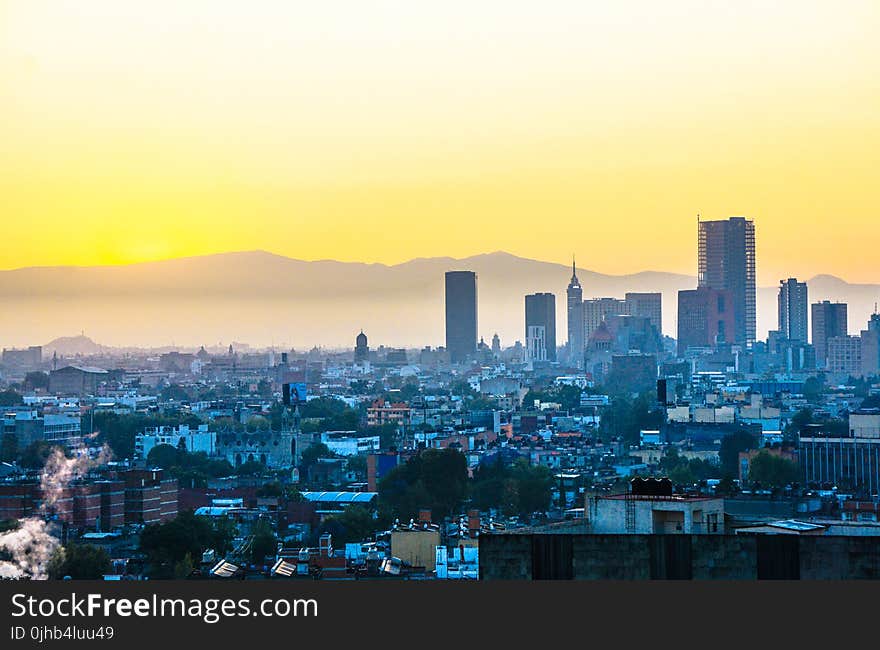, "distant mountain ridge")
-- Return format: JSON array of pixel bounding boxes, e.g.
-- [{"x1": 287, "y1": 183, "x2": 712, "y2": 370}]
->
[{"x1": 0, "y1": 251, "x2": 876, "y2": 349}]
